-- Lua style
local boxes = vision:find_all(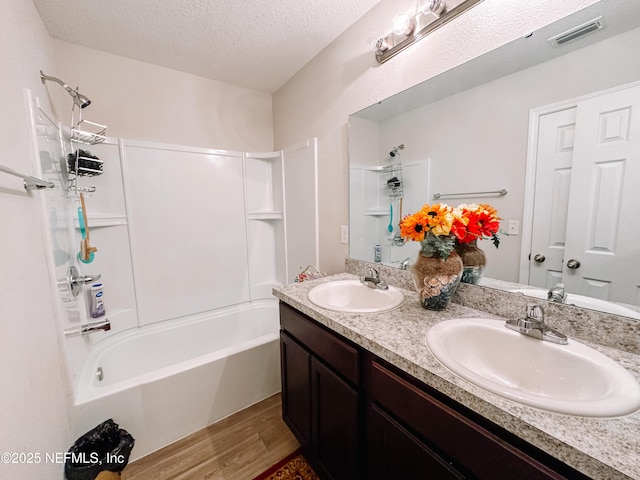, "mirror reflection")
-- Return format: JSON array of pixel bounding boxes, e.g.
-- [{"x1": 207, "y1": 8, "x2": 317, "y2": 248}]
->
[{"x1": 348, "y1": 0, "x2": 640, "y2": 318}]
